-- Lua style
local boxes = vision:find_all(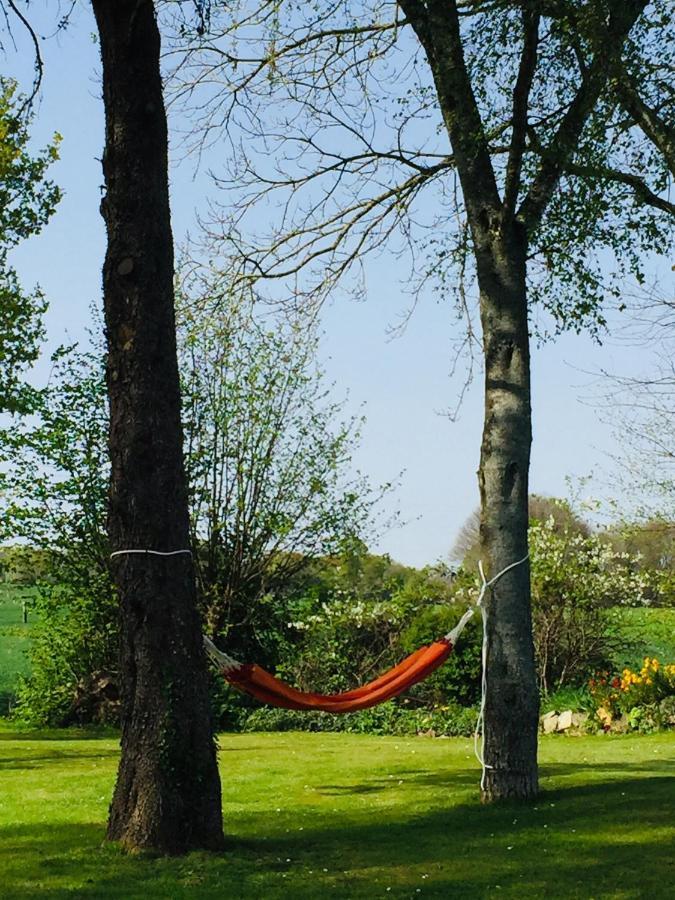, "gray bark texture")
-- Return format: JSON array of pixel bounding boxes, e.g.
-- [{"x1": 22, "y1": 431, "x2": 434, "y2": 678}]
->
[
  {"x1": 476, "y1": 228, "x2": 538, "y2": 801},
  {"x1": 400, "y1": 0, "x2": 646, "y2": 801}
]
